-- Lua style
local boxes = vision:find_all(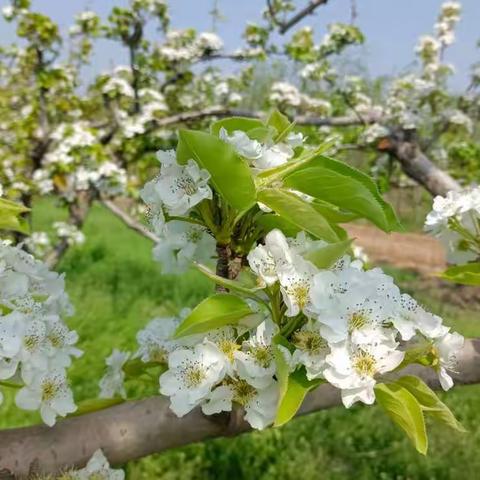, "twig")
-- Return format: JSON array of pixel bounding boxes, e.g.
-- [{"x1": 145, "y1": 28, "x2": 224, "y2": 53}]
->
[
  {"x1": 276, "y1": 0, "x2": 329, "y2": 35},
  {"x1": 101, "y1": 198, "x2": 159, "y2": 243}
]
